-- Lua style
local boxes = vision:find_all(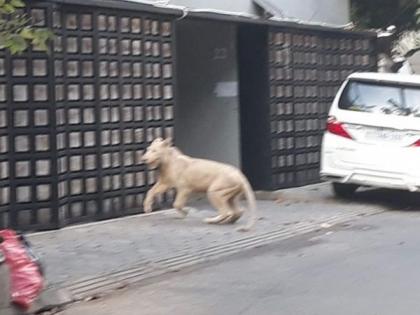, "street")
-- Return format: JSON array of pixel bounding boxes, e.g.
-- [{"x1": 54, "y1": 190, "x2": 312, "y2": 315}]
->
[
  {"x1": 58, "y1": 189, "x2": 420, "y2": 315},
  {"x1": 0, "y1": 1, "x2": 418, "y2": 315}
]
